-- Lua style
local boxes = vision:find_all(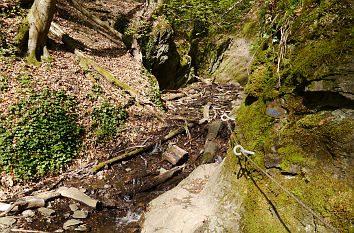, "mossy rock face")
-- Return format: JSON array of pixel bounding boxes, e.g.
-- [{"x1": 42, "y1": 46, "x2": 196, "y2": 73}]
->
[
  {"x1": 227, "y1": 0, "x2": 354, "y2": 232},
  {"x1": 142, "y1": 16, "x2": 191, "y2": 90},
  {"x1": 213, "y1": 38, "x2": 252, "y2": 85},
  {"x1": 190, "y1": 35, "x2": 231, "y2": 77}
]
